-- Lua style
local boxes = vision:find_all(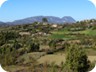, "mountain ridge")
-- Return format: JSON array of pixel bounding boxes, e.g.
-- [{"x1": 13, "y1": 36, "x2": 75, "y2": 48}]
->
[{"x1": 1, "y1": 16, "x2": 76, "y2": 25}]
